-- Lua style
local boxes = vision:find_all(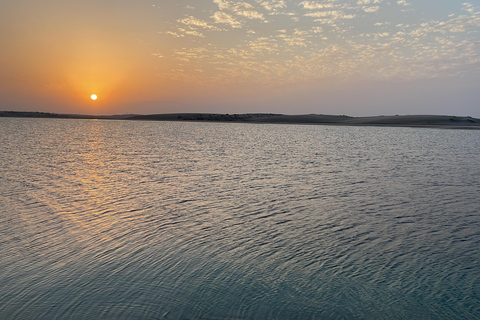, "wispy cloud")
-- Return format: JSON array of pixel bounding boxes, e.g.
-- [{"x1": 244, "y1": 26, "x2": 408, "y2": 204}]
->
[
  {"x1": 299, "y1": 1, "x2": 336, "y2": 10},
  {"x1": 397, "y1": 0, "x2": 410, "y2": 7},
  {"x1": 214, "y1": 0, "x2": 266, "y2": 20},
  {"x1": 212, "y1": 11, "x2": 242, "y2": 28},
  {"x1": 178, "y1": 16, "x2": 219, "y2": 30},
  {"x1": 363, "y1": 6, "x2": 380, "y2": 13},
  {"x1": 258, "y1": 0, "x2": 287, "y2": 12},
  {"x1": 159, "y1": 1, "x2": 480, "y2": 86}
]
